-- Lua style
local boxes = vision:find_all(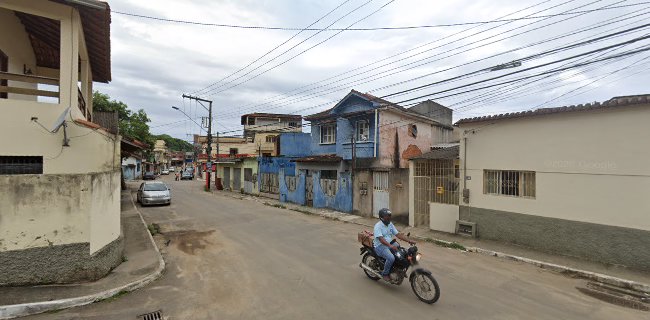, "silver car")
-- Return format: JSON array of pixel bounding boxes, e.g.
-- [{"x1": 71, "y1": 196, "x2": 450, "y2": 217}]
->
[{"x1": 137, "y1": 181, "x2": 171, "y2": 206}]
